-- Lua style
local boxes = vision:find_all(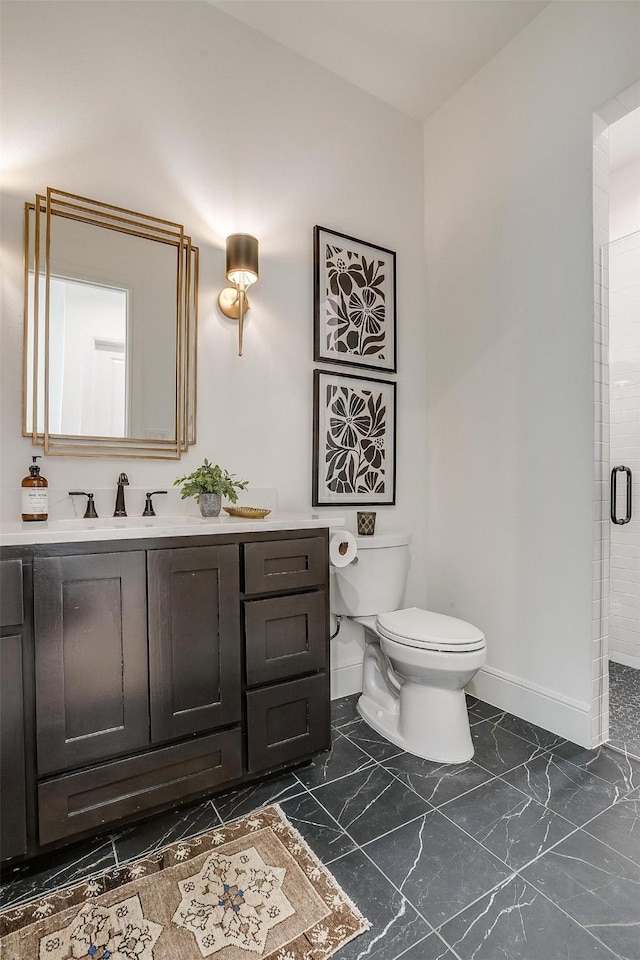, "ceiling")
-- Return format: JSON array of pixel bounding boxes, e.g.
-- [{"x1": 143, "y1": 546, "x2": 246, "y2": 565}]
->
[{"x1": 210, "y1": 0, "x2": 549, "y2": 120}]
